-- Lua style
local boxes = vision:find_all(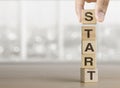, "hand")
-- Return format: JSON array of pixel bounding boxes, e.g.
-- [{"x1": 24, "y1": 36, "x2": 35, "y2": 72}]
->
[{"x1": 75, "y1": 0, "x2": 110, "y2": 22}]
